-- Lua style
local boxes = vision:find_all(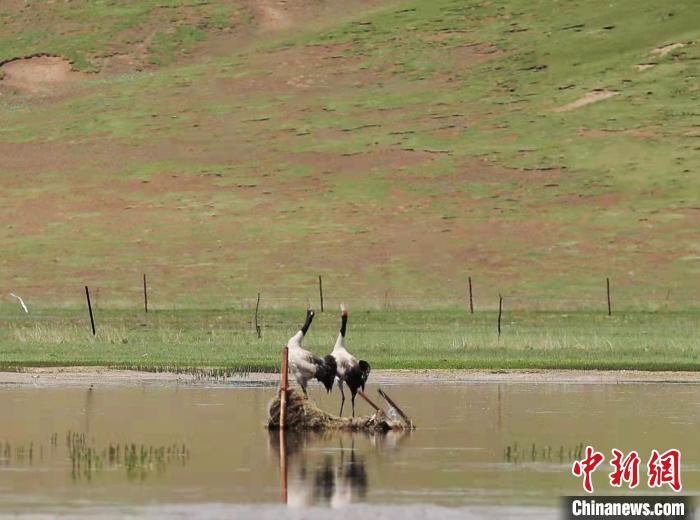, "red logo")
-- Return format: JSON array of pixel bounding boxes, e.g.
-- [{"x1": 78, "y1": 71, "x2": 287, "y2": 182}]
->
[
  {"x1": 572, "y1": 446, "x2": 605, "y2": 493},
  {"x1": 572, "y1": 447, "x2": 682, "y2": 493},
  {"x1": 648, "y1": 449, "x2": 682, "y2": 492},
  {"x1": 609, "y1": 449, "x2": 640, "y2": 489}
]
